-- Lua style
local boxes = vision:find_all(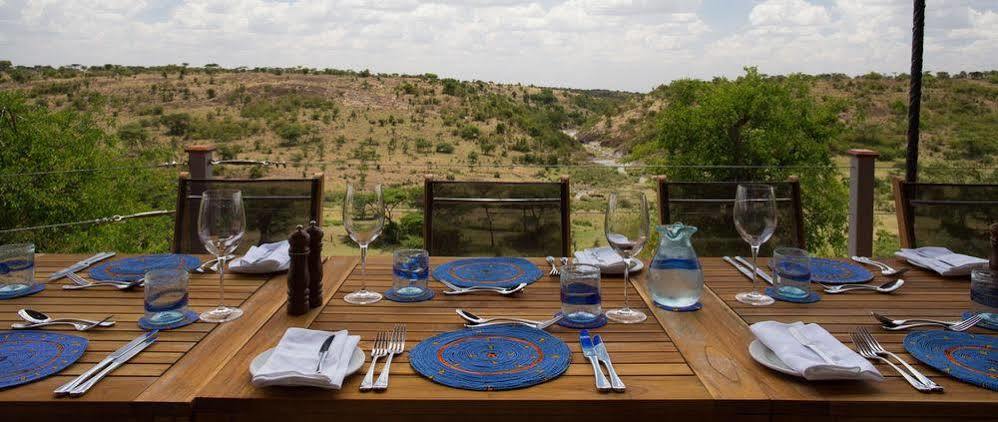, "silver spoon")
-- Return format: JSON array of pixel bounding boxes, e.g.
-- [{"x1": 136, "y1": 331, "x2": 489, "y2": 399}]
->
[
  {"x1": 851, "y1": 256, "x2": 910, "y2": 276},
  {"x1": 15, "y1": 309, "x2": 115, "y2": 330},
  {"x1": 456, "y1": 309, "x2": 563, "y2": 330},
  {"x1": 820, "y1": 279, "x2": 904, "y2": 294},
  {"x1": 437, "y1": 279, "x2": 527, "y2": 295}
]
